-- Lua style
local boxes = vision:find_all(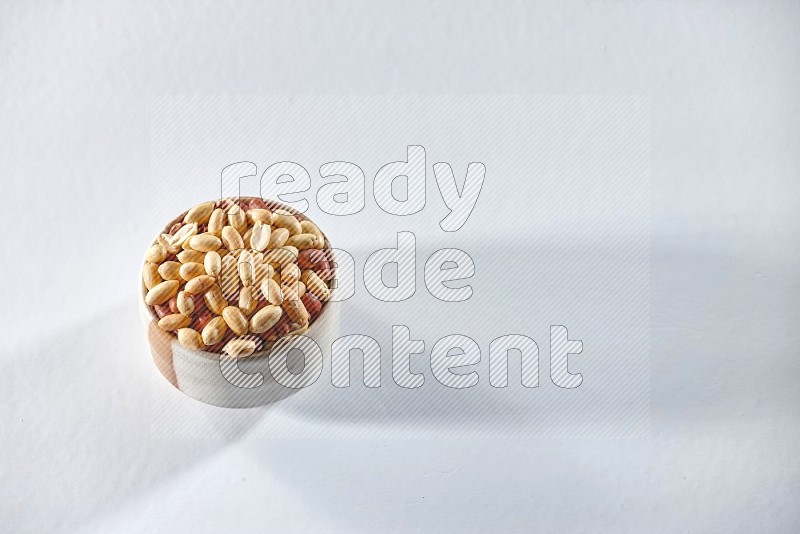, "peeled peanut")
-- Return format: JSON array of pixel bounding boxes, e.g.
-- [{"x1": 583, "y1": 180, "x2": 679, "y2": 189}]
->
[
  {"x1": 272, "y1": 211, "x2": 302, "y2": 235},
  {"x1": 285, "y1": 233, "x2": 317, "y2": 250},
  {"x1": 201, "y1": 316, "x2": 228, "y2": 346},
  {"x1": 280, "y1": 263, "x2": 301, "y2": 285},
  {"x1": 179, "y1": 262, "x2": 206, "y2": 281},
  {"x1": 250, "y1": 305, "x2": 282, "y2": 334},
  {"x1": 223, "y1": 338, "x2": 256, "y2": 357},
  {"x1": 267, "y1": 227, "x2": 289, "y2": 249},
  {"x1": 158, "y1": 313, "x2": 191, "y2": 332},
  {"x1": 260, "y1": 278, "x2": 284, "y2": 305},
  {"x1": 204, "y1": 284, "x2": 228, "y2": 315},
  {"x1": 239, "y1": 286, "x2": 258, "y2": 315},
  {"x1": 189, "y1": 233, "x2": 222, "y2": 252},
  {"x1": 300, "y1": 220, "x2": 325, "y2": 249},
  {"x1": 145, "y1": 280, "x2": 179, "y2": 306},
  {"x1": 184, "y1": 201, "x2": 215, "y2": 224},
  {"x1": 177, "y1": 328, "x2": 204, "y2": 350},
  {"x1": 177, "y1": 250, "x2": 204, "y2": 264},
  {"x1": 301, "y1": 269, "x2": 330, "y2": 300},
  {"x1": 157, "y1": 234, "x2": 174, "y2": 254},
  {"x1": 250, "y1": 221, "x2": 271, "y2": 252},
  {"x1": 169, "y1": 223, "x2": 198, "y2": 250},
  {"x1": 238, "y1": 250, "x2": 256, "y2": 287},
  {"x1": 145, "y1": 244, "x2": 166, "y2": 263},
  {"x1": 142, "y1": 262, "x2": 162, "y2": 289},
  {"x1": 204, "y1": 250, "x2": 222, "y2": 277},
  {"x1": 222, "y1": 306, "x2": 249, "y2": 335},
  {"x1": 208, "y1": 208, "x2": 225, "y2": 236},
  {"x1": 221, "y1": 226, "x2": 244, "y2": 252},
  {"x1": 287, "y1": 322, "x2": 309, "y2": 336},
  {"x1": 219, "y1": 254, "x2": 240, "y2": 300},
  {"x1": 282, "y1": 289, "x2": 309, "y2": 326},
  {"x1": 184, "y1": 275, "x2": 216, "y2": 294},
  {"x1": 246, "y1": 208, "x2": 272, "y2": 225},
  {"x1": 263, "y1": 246, "x2": 297, "y2": 267},
  {"x1": 177, "y1": 290, "x2": 194, "y2": 316},
  {"x1": 228, "y1": 204, "x2": 247, "y2": 234},
  {"x1": 158, "y1": 261, "x2": 182, "y2": 281}
]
